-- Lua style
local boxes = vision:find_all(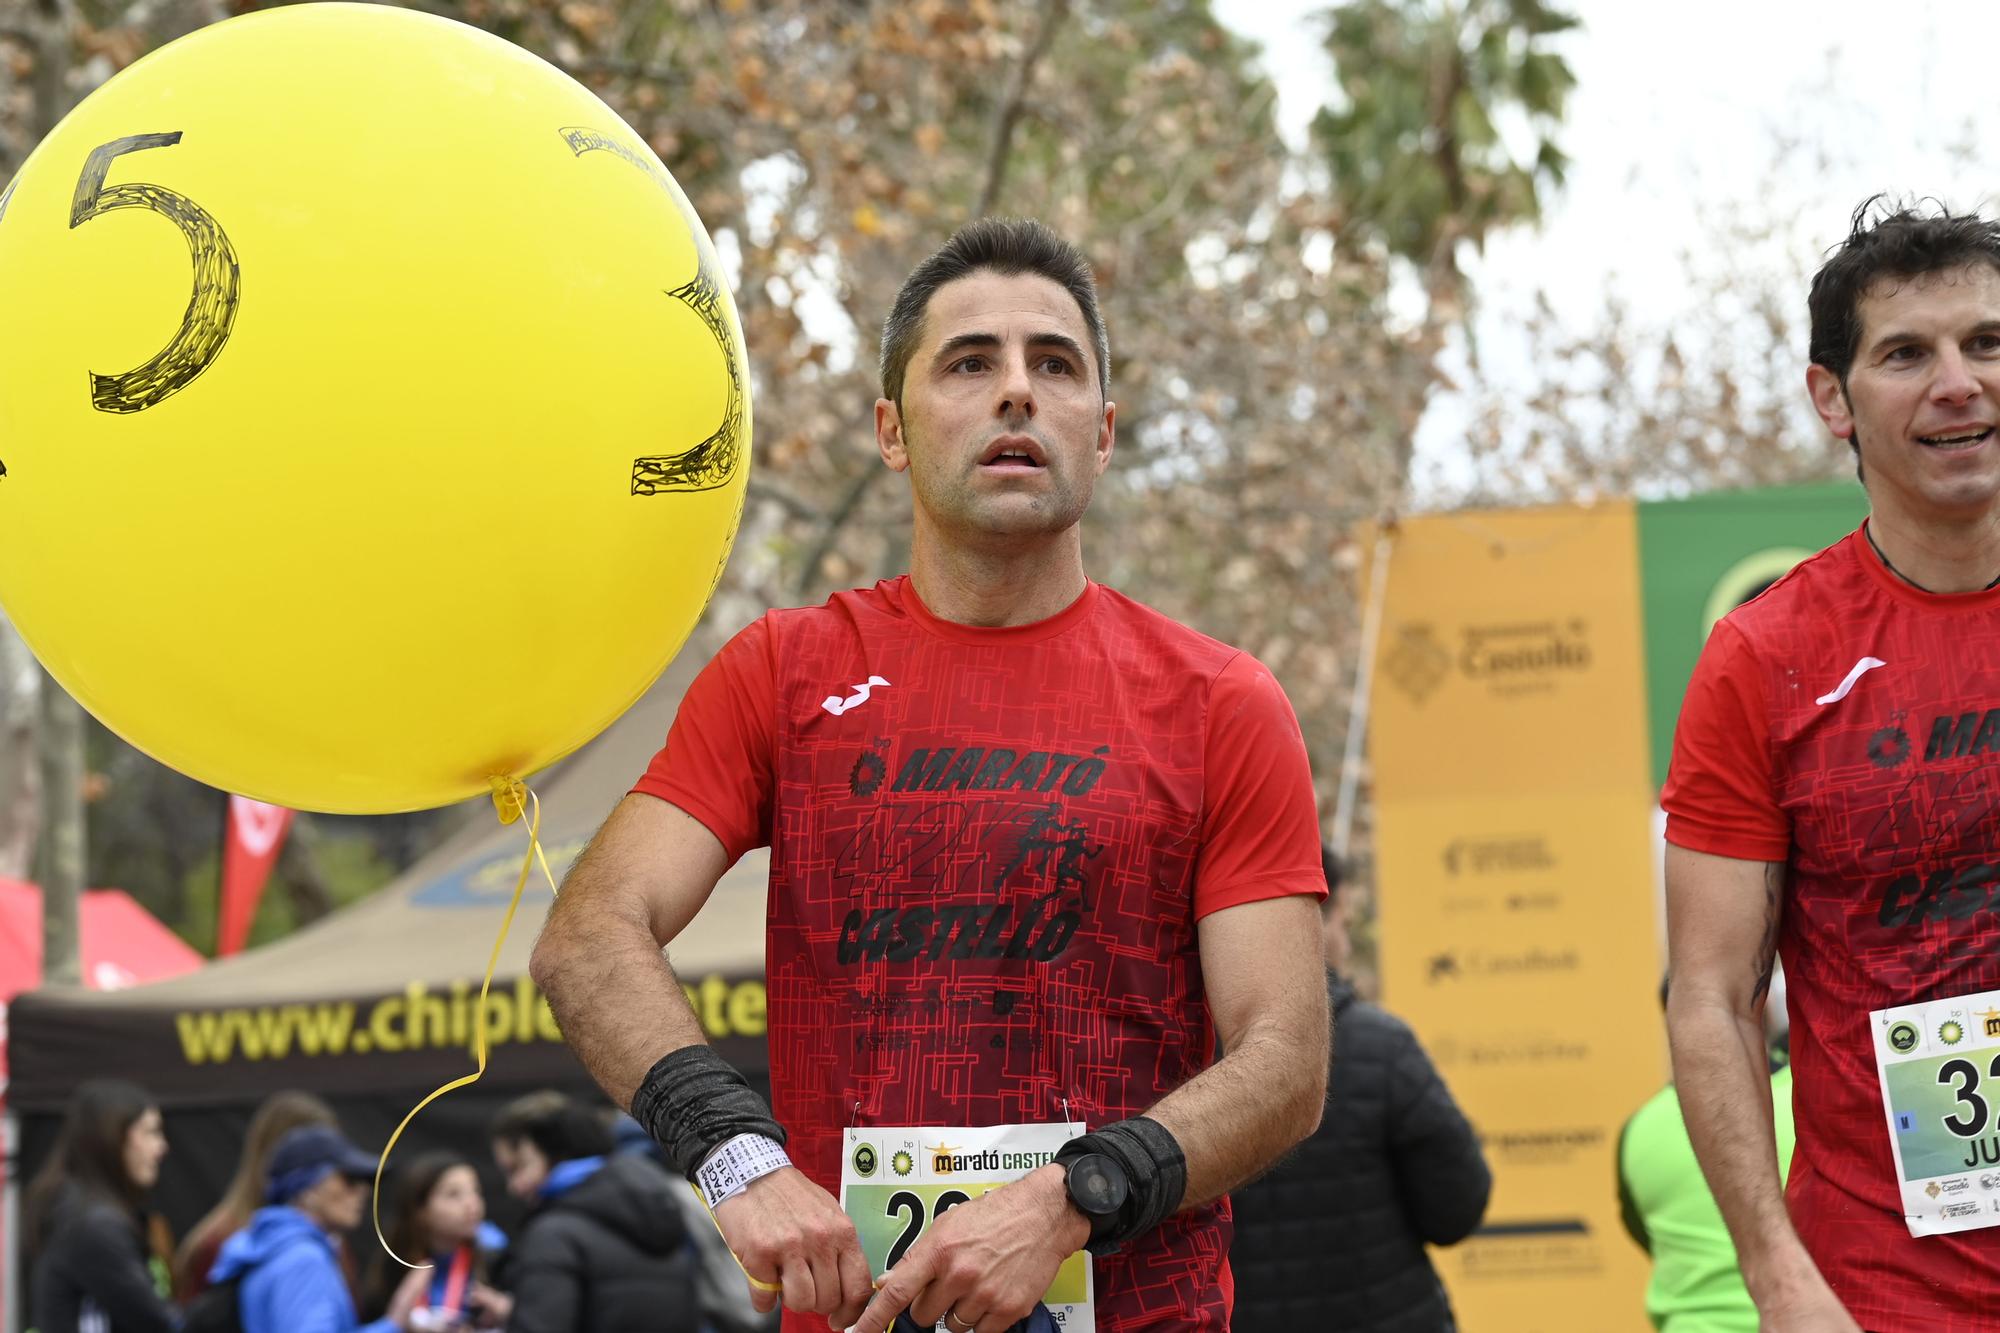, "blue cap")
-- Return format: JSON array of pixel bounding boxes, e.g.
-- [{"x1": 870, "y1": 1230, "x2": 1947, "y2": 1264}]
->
[{"x1": 266, "y1": 1125, "x2": 377, "y2": 1202}]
